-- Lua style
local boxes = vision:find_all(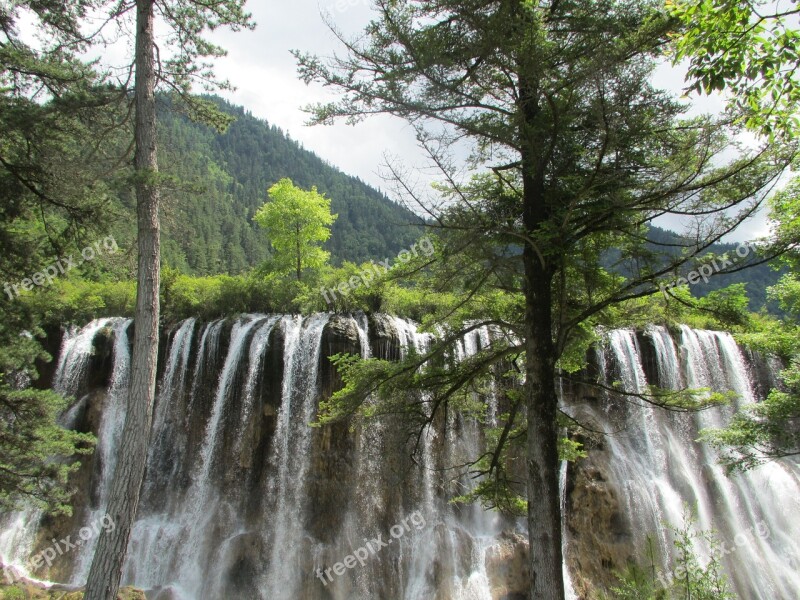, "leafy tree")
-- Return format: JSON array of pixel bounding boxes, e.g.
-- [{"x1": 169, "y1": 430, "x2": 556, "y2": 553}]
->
[
  {"x1": 254, "y1": 177, "x2": 338, "y2": 281},
  {"x1": 296, "y1": 1, "x2": 790, "y2": 596},
  {"x1": 669, "y1": 0, "x2": 800, "y2": 138},
  {"x1": 0, "y1": 384, "x2": 95, "y2": 515}
]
